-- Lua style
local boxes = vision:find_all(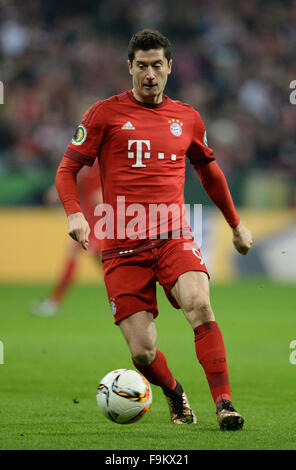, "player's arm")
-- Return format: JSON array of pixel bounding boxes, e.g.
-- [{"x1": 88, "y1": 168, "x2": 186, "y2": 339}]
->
[
  {"x1": 187, "y1": 109, "x2": 253, "y2": 255},
  {"x1": 56, "y1": 101, "x2": 106, "y2": 250},
  {"x1": 55, "y1": 156, "x2": 90, "y2": 250},
  {"x1": 194, "y1": 160, "x2": 253, "y2": 255}
]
